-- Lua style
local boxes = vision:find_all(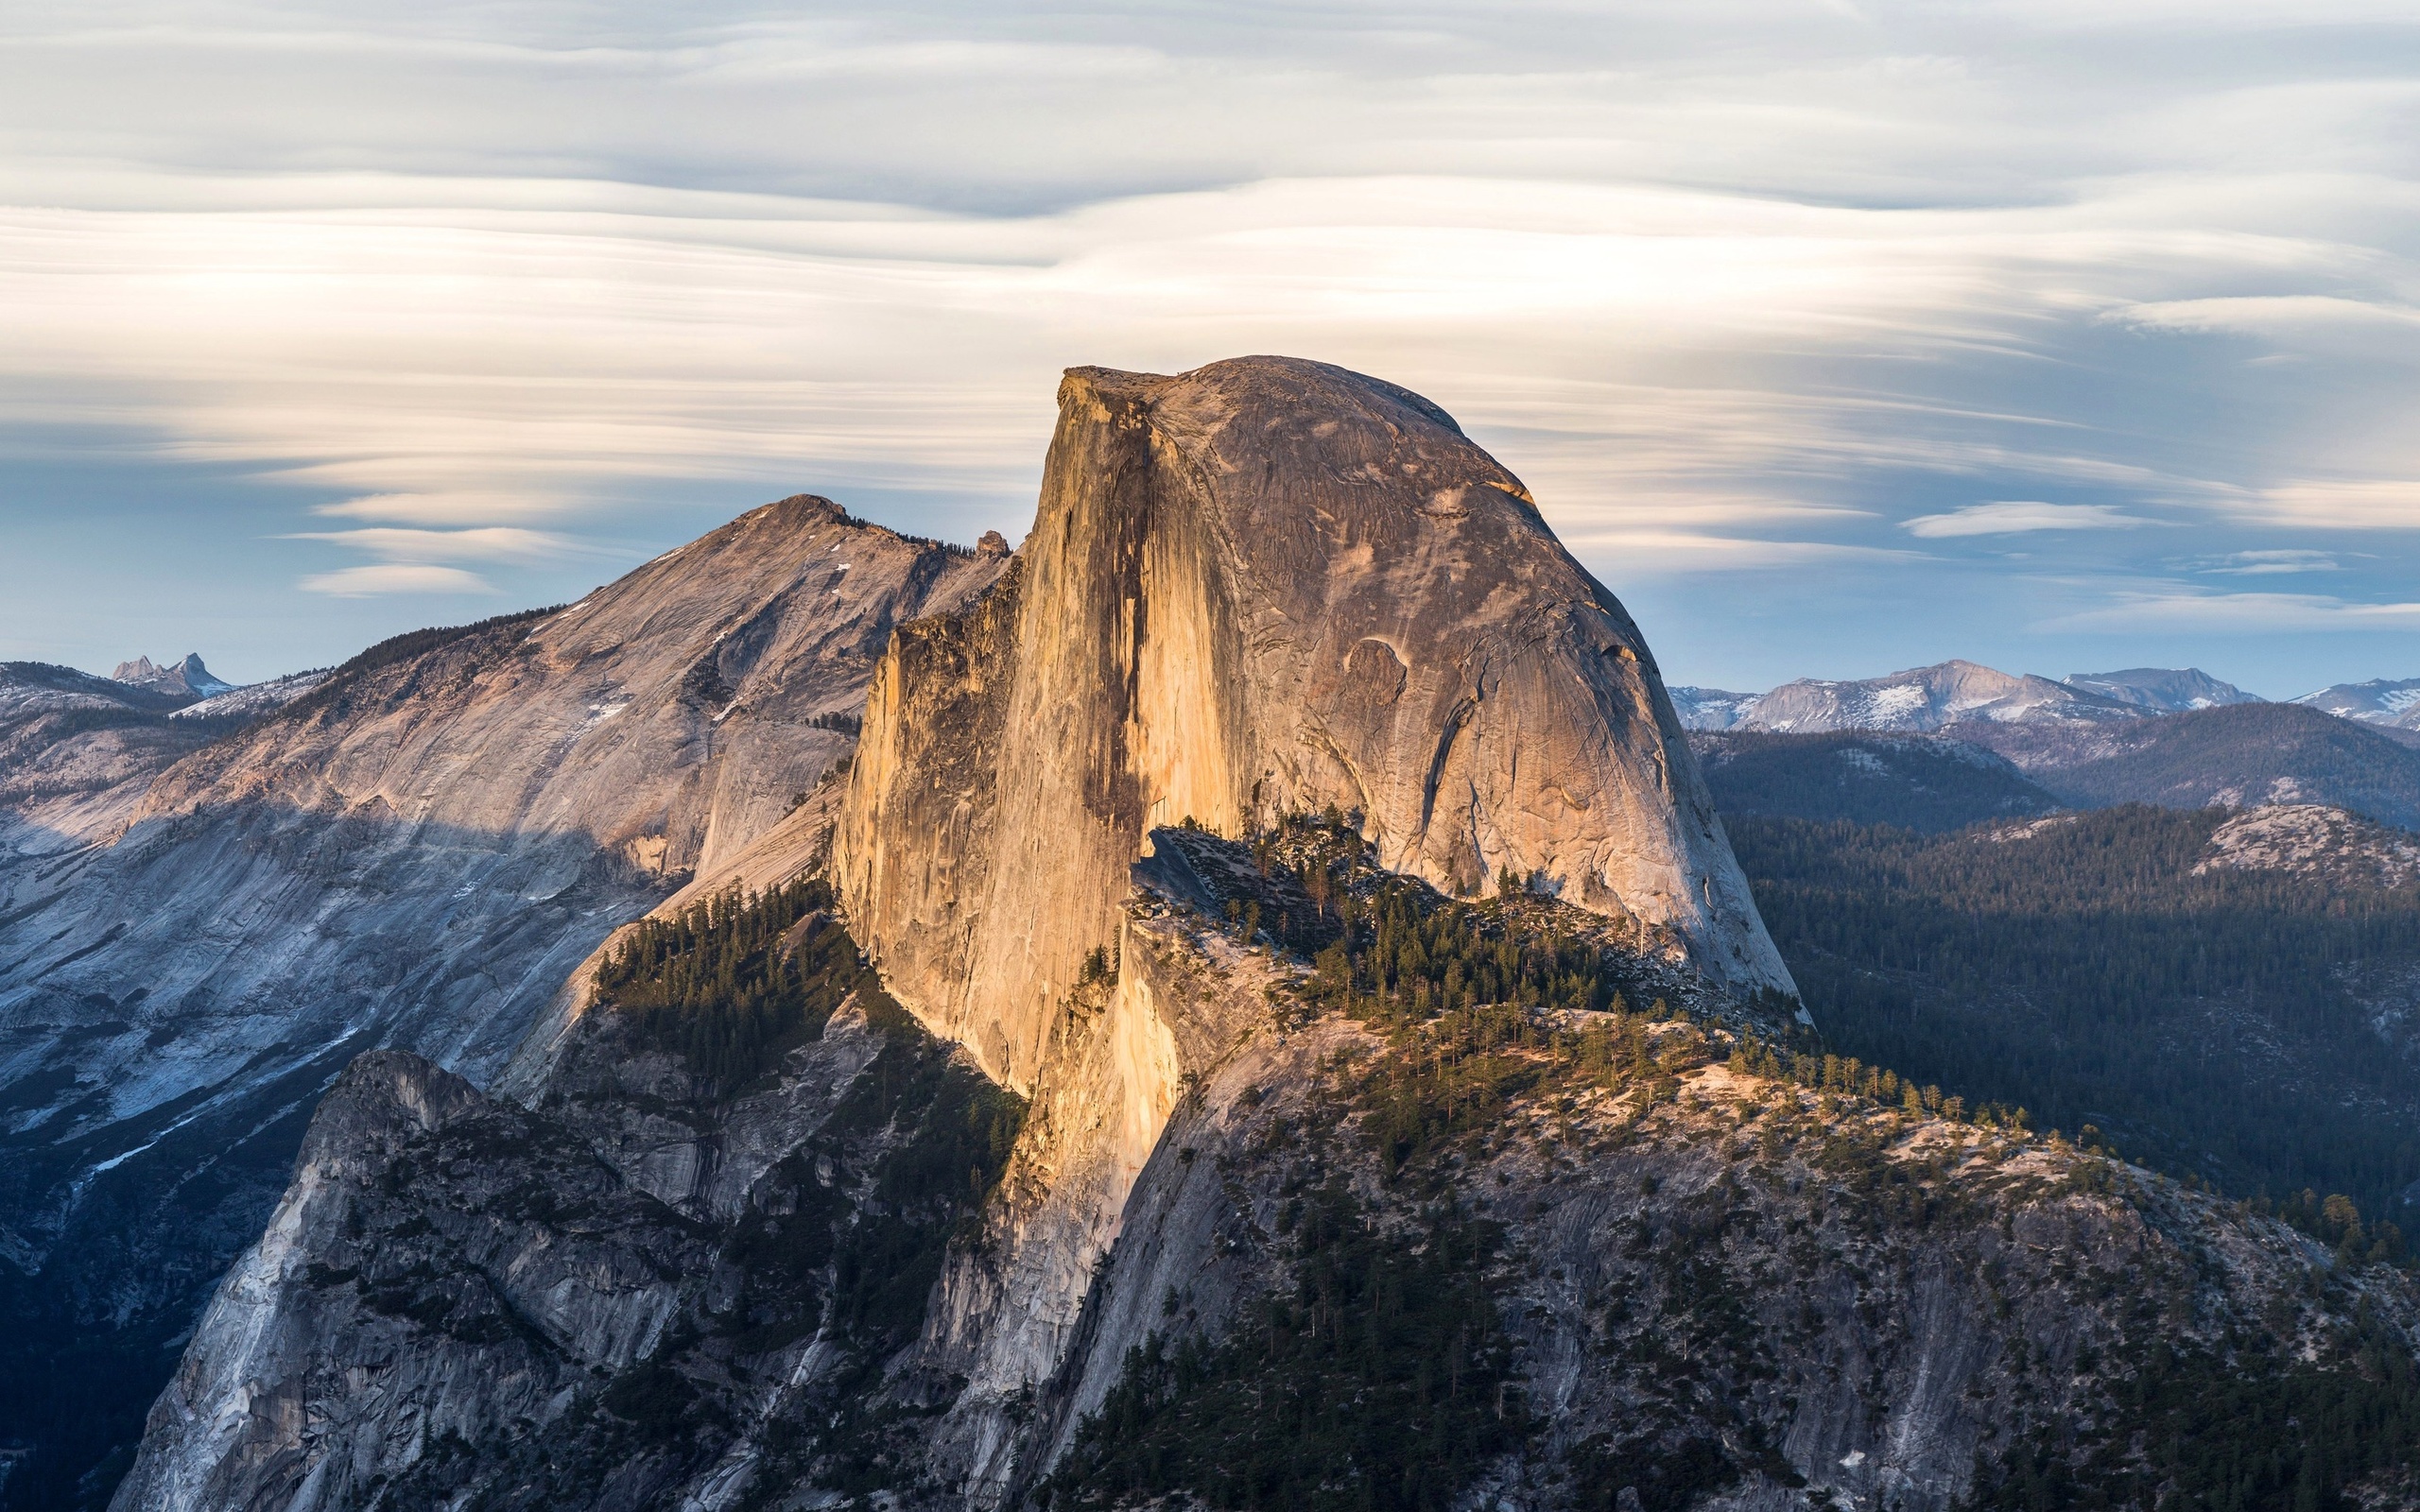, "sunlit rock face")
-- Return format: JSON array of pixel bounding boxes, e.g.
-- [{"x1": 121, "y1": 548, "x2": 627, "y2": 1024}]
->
[{"x1": 835, "y1": 355, "x2": 1791, "y2": 1092}]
